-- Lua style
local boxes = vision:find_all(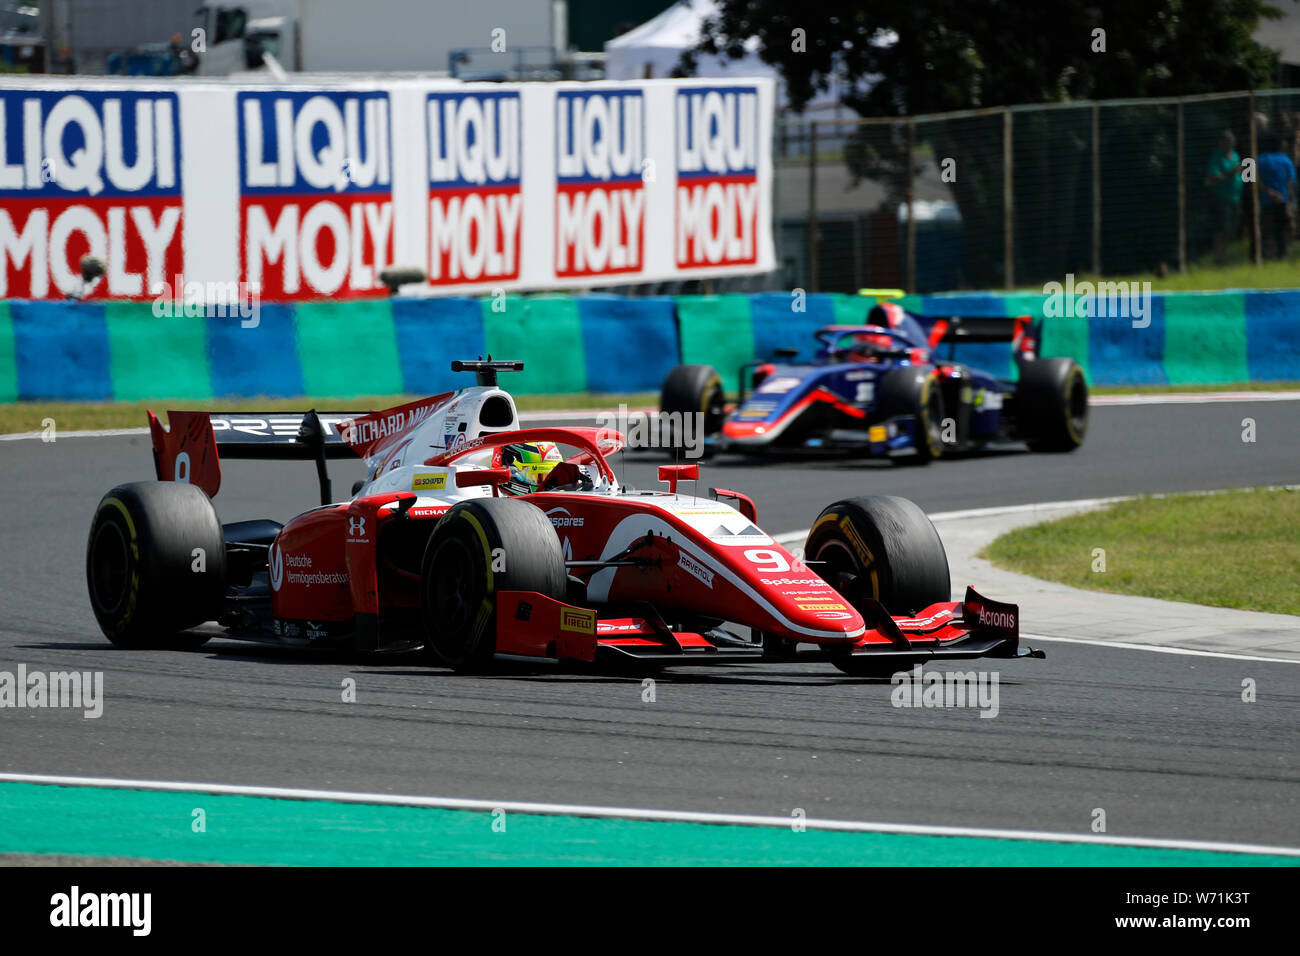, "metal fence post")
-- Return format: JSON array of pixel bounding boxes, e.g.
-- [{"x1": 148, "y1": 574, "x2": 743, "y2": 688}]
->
[
  {"x1": 808, "y1": 120, "x2": 819, "y2": 292},
  {"x1": 1249, "y1": 92, "x2": 1262, "y2": 266},
  {"x1": 906, "y1": 119, "x2": 917, "y2": 292},
  {"x1": 1003, "y1": 109, "x2": 1014, "y2": 288},
  {"x1": 1092, "y1": 101, "x2": 1102, "y2": 276},
  {"x1": 1177, "y1": 98, "x2": 1186, "y2": 273}
]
